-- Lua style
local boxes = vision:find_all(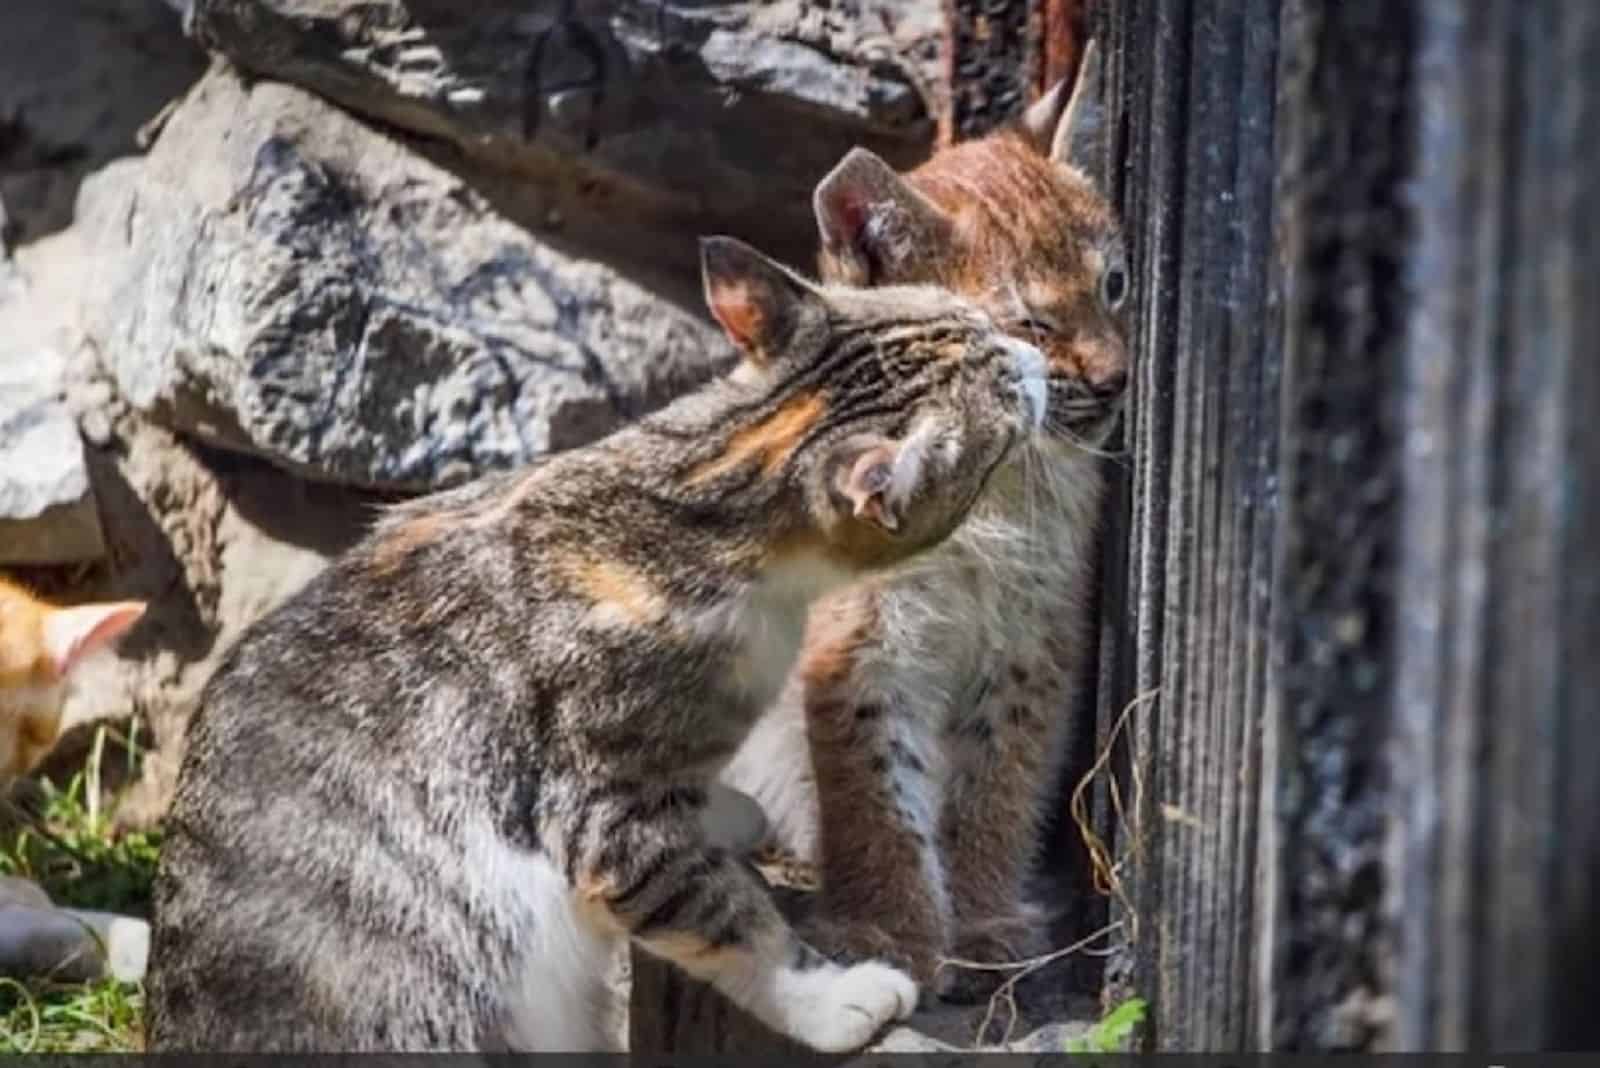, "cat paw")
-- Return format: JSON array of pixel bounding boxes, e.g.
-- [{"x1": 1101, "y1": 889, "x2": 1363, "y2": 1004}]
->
[
  {"x1": 937, "y1": 911, "x2": 1054, "y2": 1003},
  {"x1": 788, "y1": 960, "x2": 919, "y2": 1052}
]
